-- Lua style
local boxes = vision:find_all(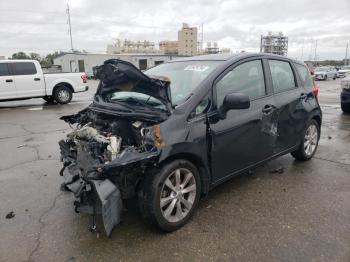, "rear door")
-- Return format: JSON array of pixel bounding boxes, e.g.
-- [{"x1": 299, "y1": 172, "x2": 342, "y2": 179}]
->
[
  {"x1": 267, "y1": 59, "x2": 308, "y2": 153},
  {"x1": 209, "y1": 58, "x2": 276, "y2": 183},
  {"x1": 0, "y1": 63, "x2": 16, "y2": 99},
  {"x1": 12, "y1": 62, "x2": 45, "y2": 98}
]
